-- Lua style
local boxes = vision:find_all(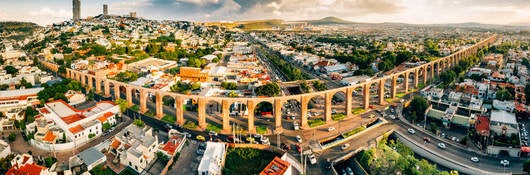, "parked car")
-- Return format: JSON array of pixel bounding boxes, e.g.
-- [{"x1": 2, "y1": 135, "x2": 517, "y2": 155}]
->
[
  {"x1": 296, "y1": 135, "x2": 302, "y2": 143},
  {"x1": 437, "y1": 143, "x2": 446, "y2": 149},
  {"x1": 341, "y1": 144, "x2": 350, "y2": 150},
  {"x1": 293, "y1": 121, "x2": 300, "y2": 130},
  {"x1": 261, "y1": 137, "x2": 270, "y2": 145},
  {"x1": 500, "y1": 160, "x2": 509, "y2": 166},
  {"x1": 254, "y1": 134, "x2": 262, "y2": 140},
  {"x1": 470, "y1": 157, "x2": 479, "y2": 163},
  {"x1": 196, "y1": 135, "x2": 206, "y2": 142},
  {"x1": 408, "y1": 128, "x2": 415, "y2": 134},
  {"x1": 196, "y1": 148, "x2": 205, "y2": 155},
  {"x1": 308, "y1": 154, "x2": 317, "y2": 165},
  {"x1": 208, "y1": 131, "x2": 218, "y2": 136},
  {"x1": 346, "y1": 167, "x2": 354, "y2": 175},
  {"x1": 182, "y1": 132, "x2": 192, "y2": 138},
  {"x1": 328, "y1": 127, "x2": 336, "y2": 132}
]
